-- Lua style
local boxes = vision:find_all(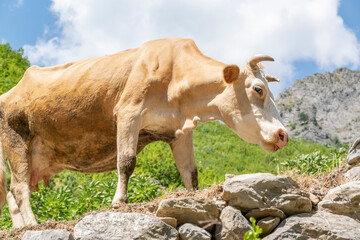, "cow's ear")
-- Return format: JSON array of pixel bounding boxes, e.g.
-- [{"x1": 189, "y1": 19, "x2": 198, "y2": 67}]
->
[
  {"x1": 223, "y1": 65, "x2": 240, "y2": 84},
  {"x1": 266, "y1": 75, "x2": 280, "y2": 82}
]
